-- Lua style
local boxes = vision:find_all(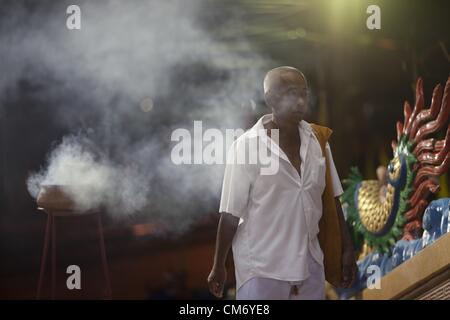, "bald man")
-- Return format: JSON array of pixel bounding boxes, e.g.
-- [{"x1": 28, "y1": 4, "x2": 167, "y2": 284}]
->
[{"x1": 207, "y1": 66, "x2": 356, "y2": 300}]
